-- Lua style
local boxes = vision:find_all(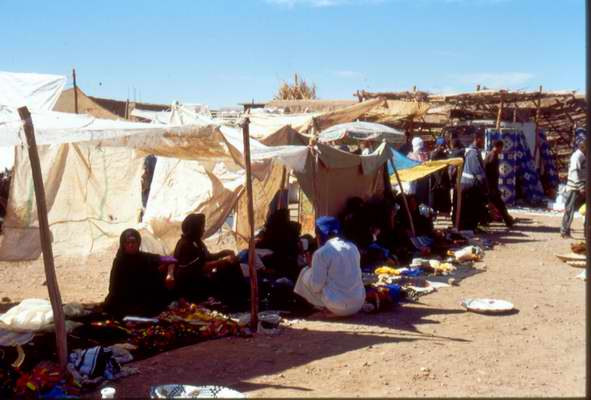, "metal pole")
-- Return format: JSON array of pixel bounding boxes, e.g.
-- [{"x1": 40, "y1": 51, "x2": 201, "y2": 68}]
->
[
  {"x1": 17, "y1": 107, "x2": 68, "y2": 369},
  {"x1": 241, "y1": 118, "x2": 259, "y2": 331}
]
